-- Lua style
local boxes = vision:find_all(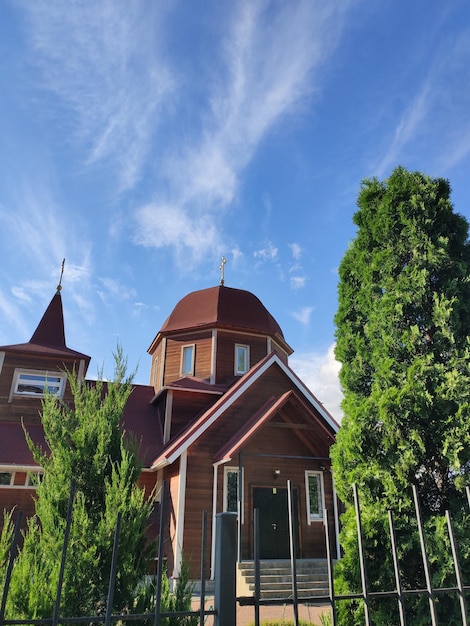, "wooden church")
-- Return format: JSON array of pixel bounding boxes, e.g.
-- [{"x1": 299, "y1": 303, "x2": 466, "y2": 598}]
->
[{"x1": 0, "y1": 275, "x2": 340, "y2": 582}]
